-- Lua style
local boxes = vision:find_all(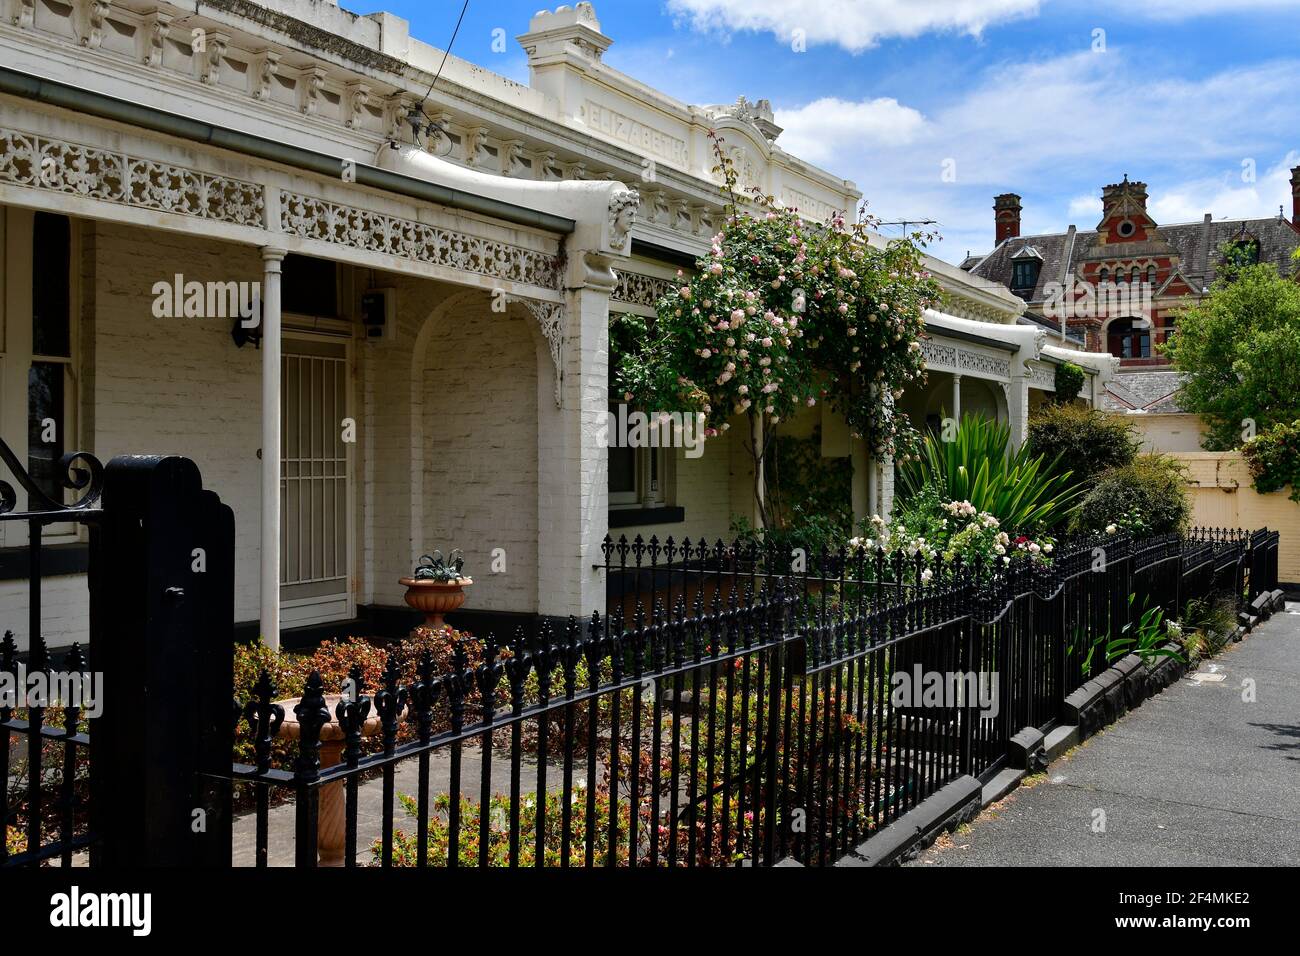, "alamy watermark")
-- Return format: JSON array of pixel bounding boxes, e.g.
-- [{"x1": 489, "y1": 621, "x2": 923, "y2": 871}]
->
[
  {"x1": 151, "y1": 274, "x2": 261, "y2": 328},
  {"x1": 890, "y1": 665, "x2": 999, "y2": 718},
  {"x1": 1042, "y1": 277, "x2": 1153, "y2": 323},
  {"x1": 604, "y1": 404, "x2": 706, "y2": 459},
  {"x1": 1, "y1": 664, "x2": 103, "y2": 718}
]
